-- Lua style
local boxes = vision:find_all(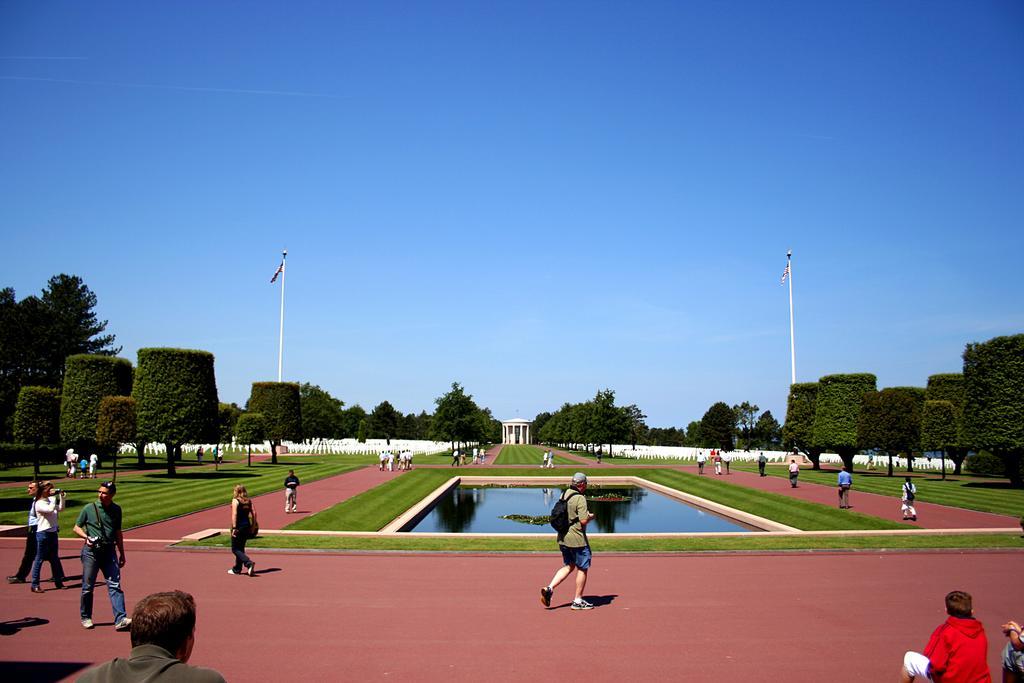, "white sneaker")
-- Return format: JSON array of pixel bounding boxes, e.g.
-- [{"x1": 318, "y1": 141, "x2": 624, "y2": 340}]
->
[
  {"x1": 571, "y1": 599, "x2": 595, "y2": 611},
  {"x1": 227, "y1": 569, "x2": 240, "y2": 575},
  {"x1": 115, "y1": 617, "x2": 132, "y2": 632},
  {"x1": 82, "y1": 618, "x2": 94, "y2": 629}
]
